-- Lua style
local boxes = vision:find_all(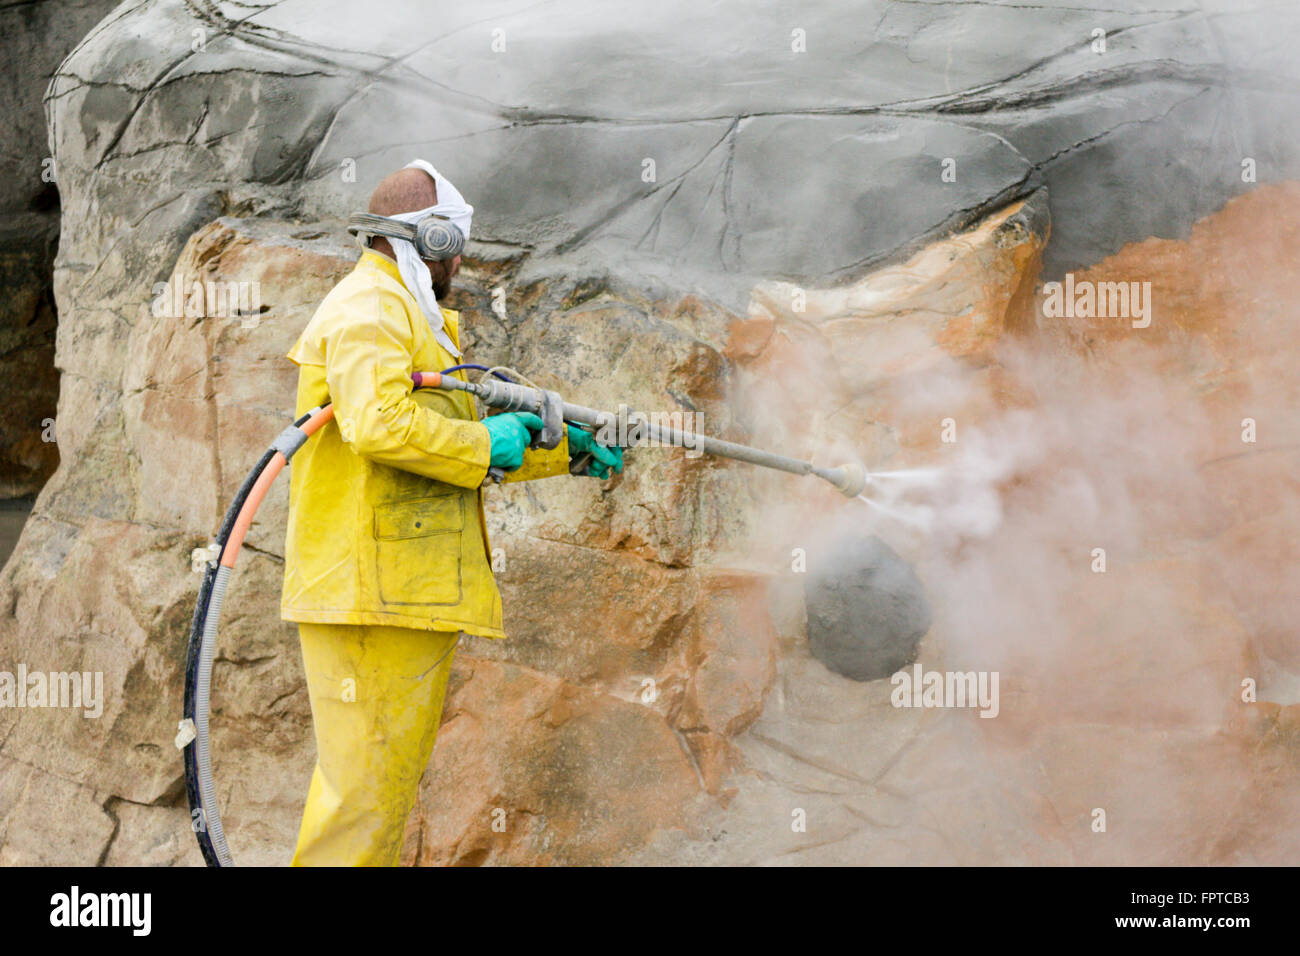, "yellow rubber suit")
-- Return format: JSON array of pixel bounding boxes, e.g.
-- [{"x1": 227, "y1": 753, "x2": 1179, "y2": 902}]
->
[
  {"x1": 291, "y1": 623, "x2": 459, "y2": 865},
  {"x1": 282, "y1": 248, "x2": 517, "y2": 865}
]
